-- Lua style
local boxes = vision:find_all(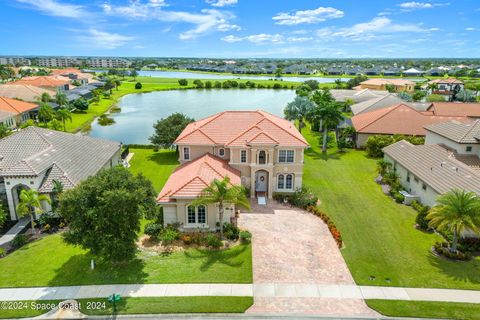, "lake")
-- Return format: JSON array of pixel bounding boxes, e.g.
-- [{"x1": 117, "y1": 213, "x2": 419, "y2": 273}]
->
[
  {"x1": 90, "y1": 69, "x2": 349, "y2": 83},
  {"x1": 89, "y1": 89, "x2": 296, "y2": 144}
]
